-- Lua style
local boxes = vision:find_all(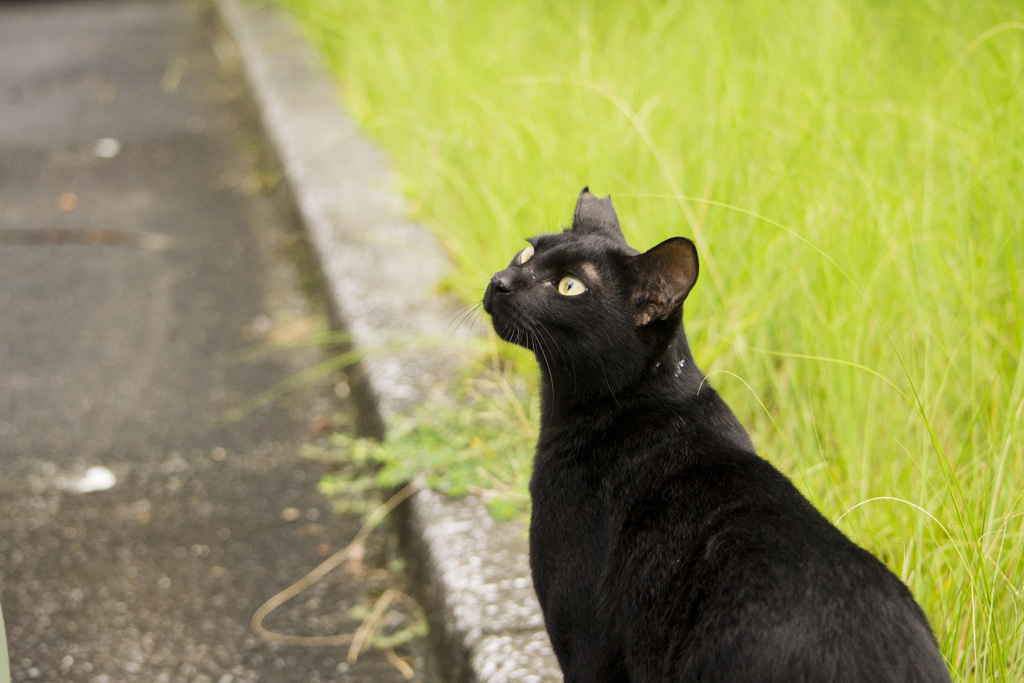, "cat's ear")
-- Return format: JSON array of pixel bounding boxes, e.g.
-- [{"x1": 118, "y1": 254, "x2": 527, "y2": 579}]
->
[
  {"x1": 631, "y1": 237, "x2": 699, "y2": 325},
  {"x1": 572, "y1": 187, "x2": 627, "y2": 244}
]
